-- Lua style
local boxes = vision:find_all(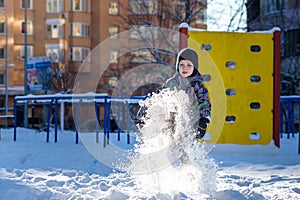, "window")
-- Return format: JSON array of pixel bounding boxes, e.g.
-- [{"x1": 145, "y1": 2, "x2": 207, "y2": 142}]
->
[
  {"x1": 195, "y1": 9, "x2": 206, "y2": 24},
  {"x1": 0, "y1": 21, "x2": 5, "y2": 34},
  {"x1": 108, "y1": 76, "x2": 118, "y2": 87},
  {"x1": 74, "y1": 0, "x2": 80, "y2": 10},
  {"x1": 130, "y1": 25, "x2": 157, "y2": 40},
  {"x1": 0, "y1": 0, "x2": 5, "y2": 8},
  {"x1": 284, "y1": 29, "x2": 300, "y2": 57},
  {"x1": 263, "y1": 0, "x2": 283, "y2": 14},
  {"x1": 47, "y1": 0, "x2": 64, "y2": 13},
  {"x1": 47, "y1": 24, "x2": 64, "y2": 38},
  {"x1": 109, "y1": 26, "x2": 119, "y2": 39},
  {"x1": 0, "y1": 73, "x2": 4, "y2": 85},
  {"x1": 21, "y1": 0, "x2": 33, "y2": 9},
  {"x1": 71, "y1": 23, "x2": 90, "y2": 37},
  {"x1": 46, "y1": 19, "x2": 65, "y2": 38},
  {"x1": 72, "y1": 0, "x2": 90, "y2": 12},
  {"x1": 110, "y1": 50, "x2": 119, "y2": 63},
  {"x1": 109, "y1": 1, "x2": 119, "y2": 15},
  {"x1": 21, "y1": 45, "x2": 34, "y2": 59},
  {"x1": 70, "y1": 47, "x2": 90, "y2": 61},
  {"x1": 131, "y1": 48, "x2": 152, "y2": 63},
  {"x1": 21, "y1": 21, "x2": 33, "y2": 35},
  {"x1": 46, "y1": 44, "x2": 64, "y2": 62},
  {"x1": 0, "y1": 46, "x2": 5, "y2": 59},
  {"x1": 72, "y1": 23, "x2": 81, "y2": 36},
  {"x1": 130, "y1": 0, "x2": 157, "y2": 14}
]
